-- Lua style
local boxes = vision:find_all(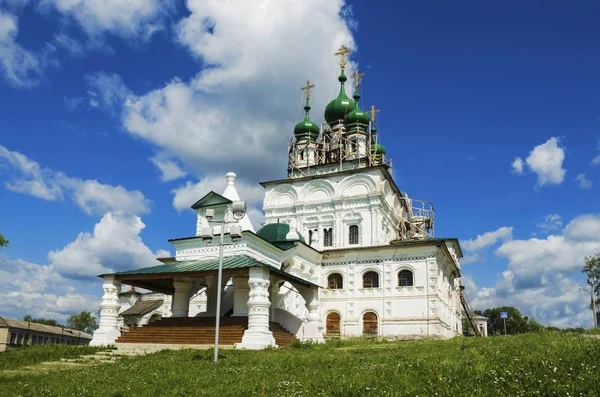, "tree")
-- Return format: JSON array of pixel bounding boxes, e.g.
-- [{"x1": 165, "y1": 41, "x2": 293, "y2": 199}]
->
[
  {"x1": 66, "y1": 311, "x2": 98, "y2": 334},
  {"x1": 482, "y1": 306, "x2": 535, "y2": 335},
  {"x1": 22, "y1": 314, "x2": 63, "y2": 327},
  {"x1": 582, "y1": 253, "x2": 600, "y2": 307},
  {"x1": 0, "y1": 234, "x2": 8, "y2": 249}
]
